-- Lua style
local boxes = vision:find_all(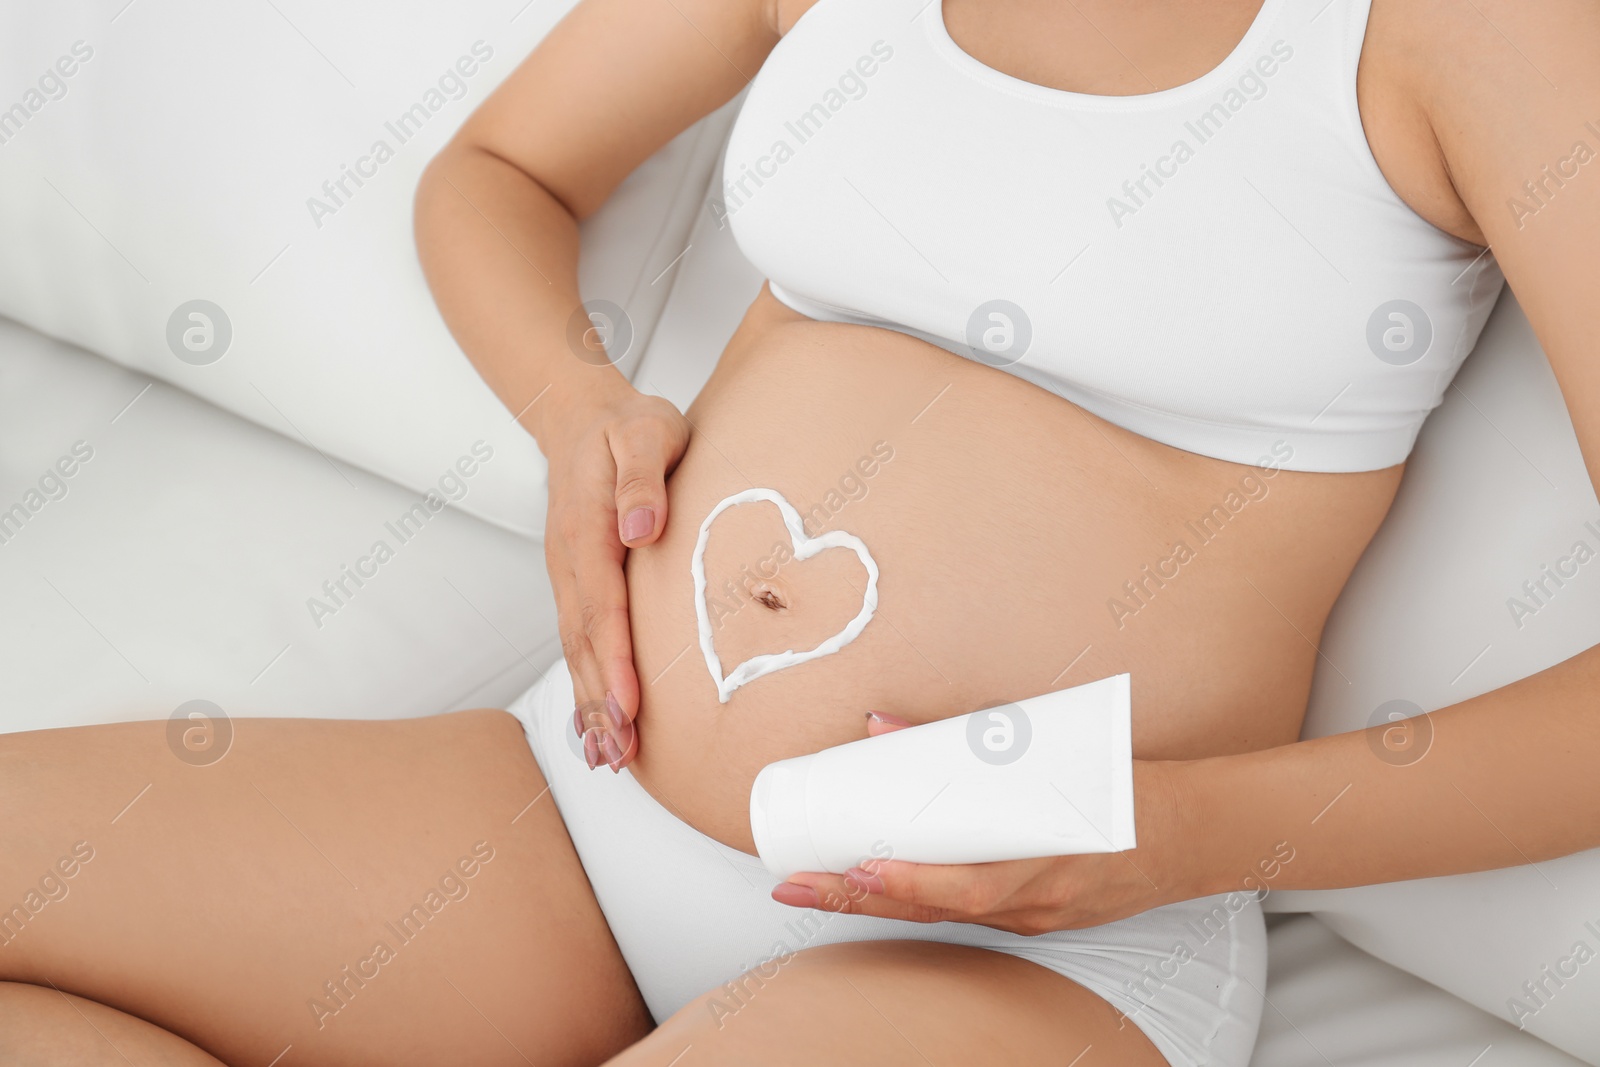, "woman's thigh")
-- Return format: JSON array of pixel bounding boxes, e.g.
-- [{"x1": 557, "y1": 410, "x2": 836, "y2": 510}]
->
[
  {"x1": 0, "y1": 709, "x2": 651, "y2": 1067},
  {"x1": 0, "y1": 981, "x2": 226, "y2": 1065},
  {"x1": 609, "y1": 940, "x2": 1171, "y2": 1067}
]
